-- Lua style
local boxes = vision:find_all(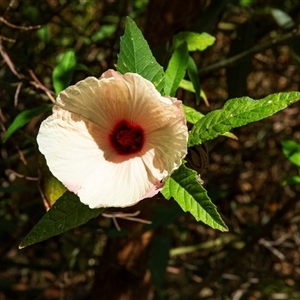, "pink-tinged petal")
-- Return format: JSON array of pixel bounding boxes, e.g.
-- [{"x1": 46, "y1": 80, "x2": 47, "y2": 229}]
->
[
  {"x1": 100, "y1": 69, "x2": 123, "y2": 80},
  {"x1": 37, "y1": 70, "x2": 188, "y2": 208},
  {"x1": 140, "y1": 180, "x2": 165, "y2": 200}
]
